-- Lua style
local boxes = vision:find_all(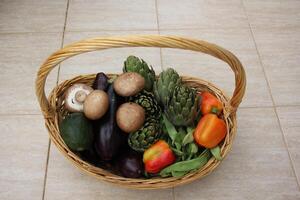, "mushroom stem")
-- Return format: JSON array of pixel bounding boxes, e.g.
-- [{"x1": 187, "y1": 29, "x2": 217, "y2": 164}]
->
[{"x1": 75, "y1": 90, "x2": 87, "y2": 103}]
